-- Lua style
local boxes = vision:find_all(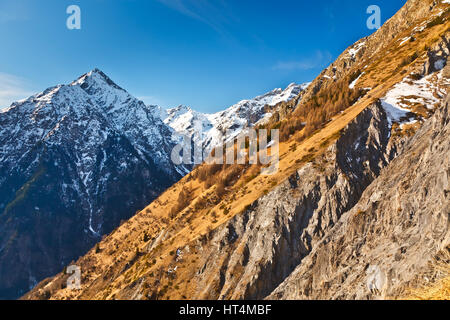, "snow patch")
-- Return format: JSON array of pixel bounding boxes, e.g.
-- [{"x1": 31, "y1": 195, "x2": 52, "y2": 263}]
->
[
  {"x1": 347, "y1": 41, "x2": 366, "y2": 59},
  {"x1": 349, "y1": 72, "x2": 364, "y2": 89},
  {"x1": 399, "y1": 37, "x2": 413, "y2": 46},
  {"x1": 380, "y1": 70, "x2": 446, "y2": 125}
]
